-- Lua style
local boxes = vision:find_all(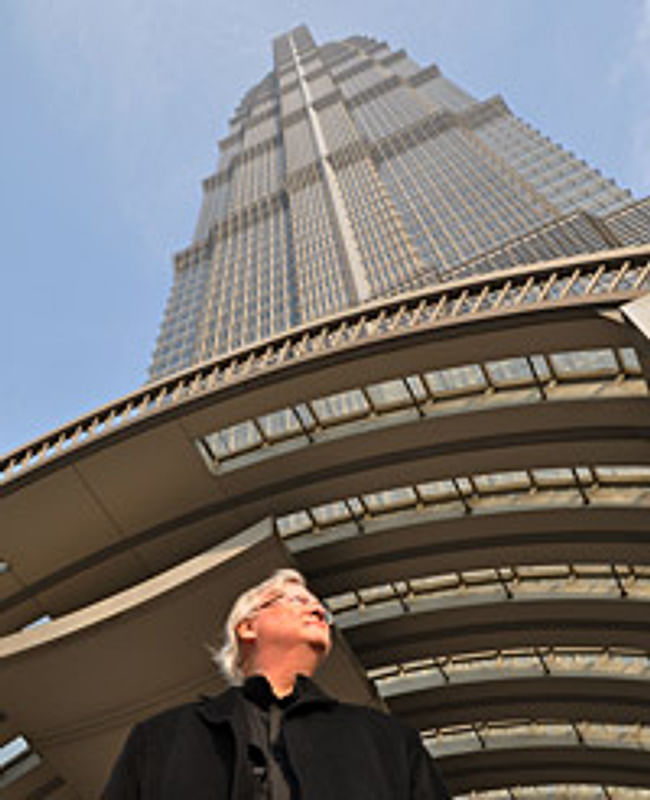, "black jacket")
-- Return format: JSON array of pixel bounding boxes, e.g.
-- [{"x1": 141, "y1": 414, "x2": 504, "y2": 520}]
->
[{"x1": 102, "y1": 676, "x2": 448, "y2": 799}]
